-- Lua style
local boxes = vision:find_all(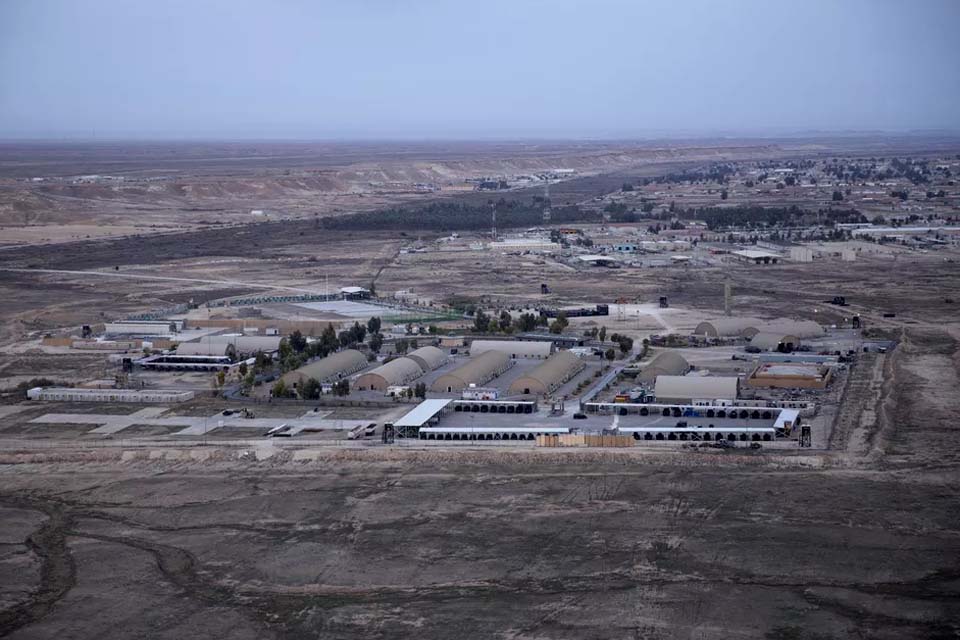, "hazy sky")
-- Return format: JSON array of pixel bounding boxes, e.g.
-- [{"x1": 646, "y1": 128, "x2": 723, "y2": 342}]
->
[{"x1": 1, "y1": 0, "x2": 958, "y2": 139}]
